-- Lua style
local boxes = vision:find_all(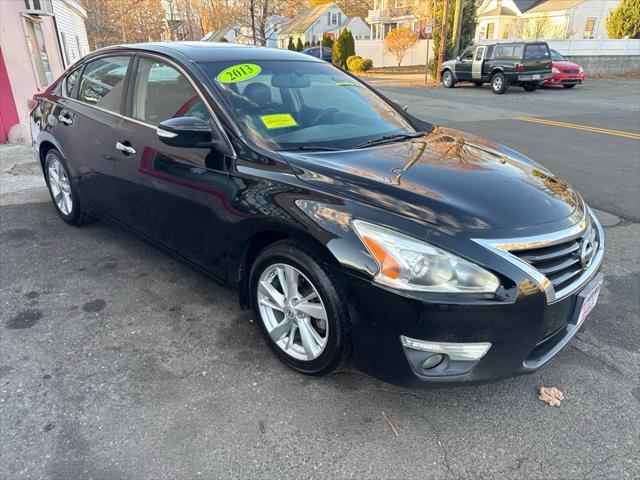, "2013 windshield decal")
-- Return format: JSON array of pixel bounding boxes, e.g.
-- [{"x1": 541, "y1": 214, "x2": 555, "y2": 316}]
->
[{"x1": 217, "y1": 64, "x2": 261, "y2": 83}]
